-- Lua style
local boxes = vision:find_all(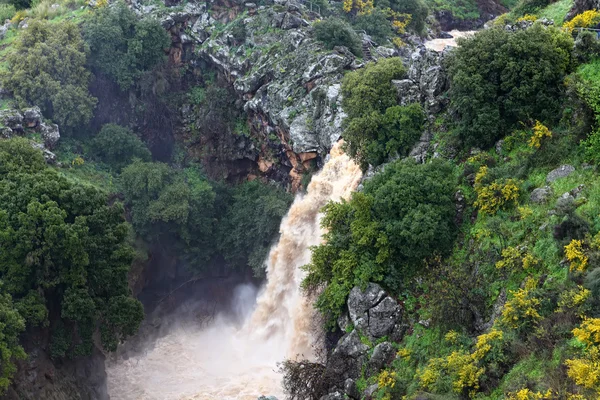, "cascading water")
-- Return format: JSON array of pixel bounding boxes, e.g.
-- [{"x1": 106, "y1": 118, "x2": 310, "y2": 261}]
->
[{"x1": 107, "y1": 141, "x2": 362, "y2": 400}]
